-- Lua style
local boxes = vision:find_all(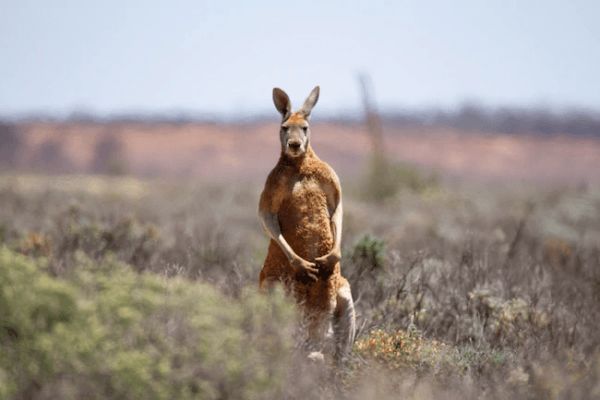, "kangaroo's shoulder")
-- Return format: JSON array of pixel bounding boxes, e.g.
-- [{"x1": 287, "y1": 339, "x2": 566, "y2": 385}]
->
[
  {"x1": 300, "y1": 156, "x2": 340, "y2": 191},
  {"x1": 298, "y1": 154, "x2": 333, "y2": 177},
  {"x1": 264, "y1": 160, "x2": 295, "y2": 188},
  {"x1": 260, "y1": 160, "x2": 295, "y2": 206}
]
